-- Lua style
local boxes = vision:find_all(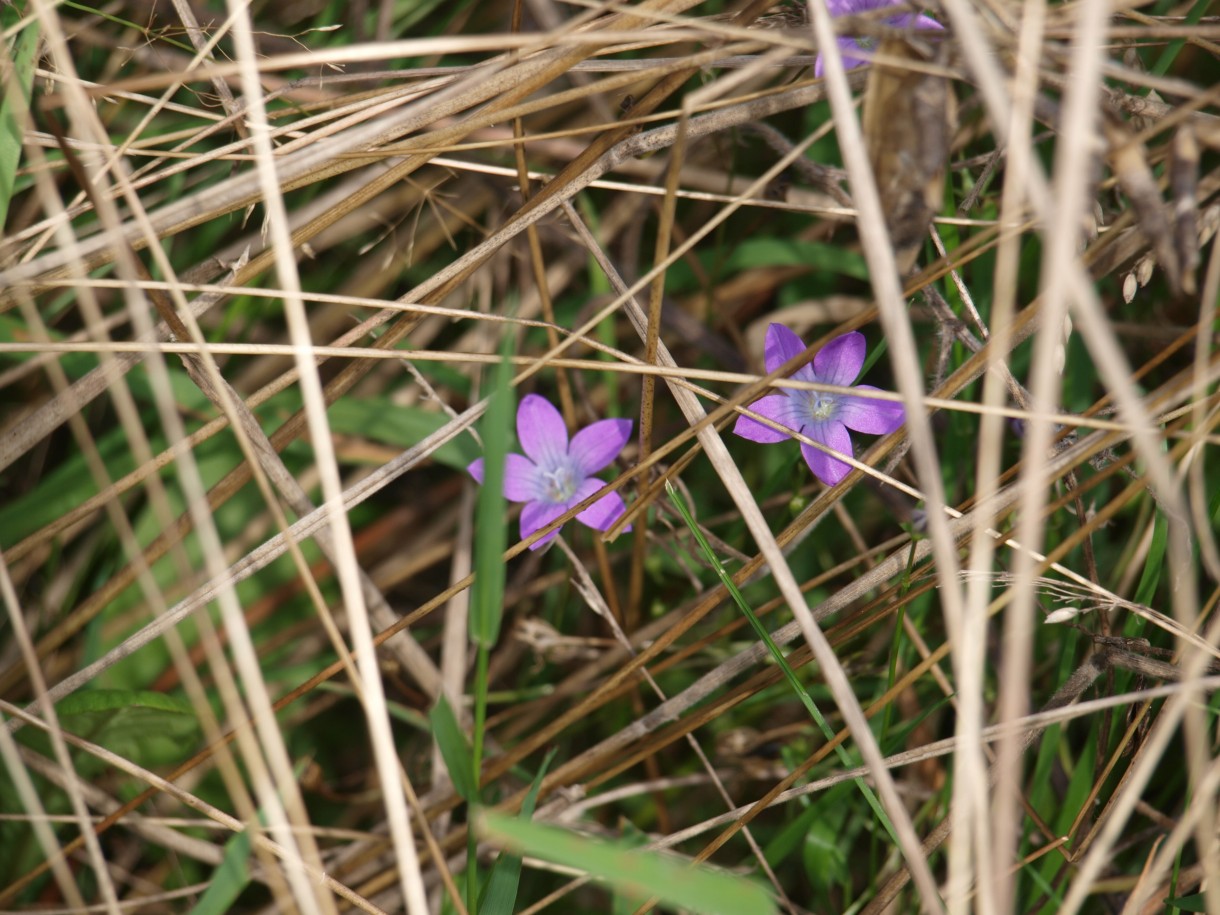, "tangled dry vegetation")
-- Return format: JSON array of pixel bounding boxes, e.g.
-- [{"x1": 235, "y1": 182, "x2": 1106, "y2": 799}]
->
[{"x1": 1, "y1": 0, "x2": 1219, "y2": 912}]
